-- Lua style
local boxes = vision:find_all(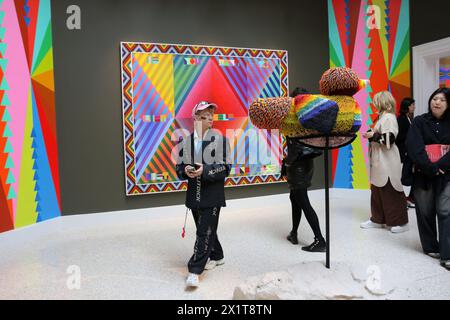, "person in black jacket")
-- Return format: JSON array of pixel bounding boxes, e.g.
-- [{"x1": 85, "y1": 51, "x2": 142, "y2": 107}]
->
[
  {"x1": 397, "y1": 98, "x2": 416, "y2": 162},
  {"x1": 397, "y1": 97, "x2": 416, "y2": 208},
  {"x1": 176, "y1": 101, "x2": 231, "y2": 288},
  {"x1": 282, "y1": 88, "x2": 326, "y2": 252},
  {"x1": 407, "y1": 88, "x2": 450, "y2": 270}
]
